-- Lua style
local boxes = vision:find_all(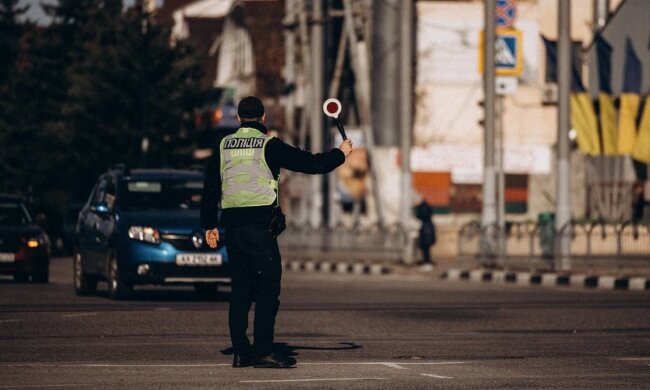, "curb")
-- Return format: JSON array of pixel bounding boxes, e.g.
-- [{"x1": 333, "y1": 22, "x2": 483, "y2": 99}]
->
[
  {"x1": 283, "y1": 259, "x2": 392, "y2": 276},
  {"x1": 442, "y1": 268, "x2": 650, "y2": 291}
]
